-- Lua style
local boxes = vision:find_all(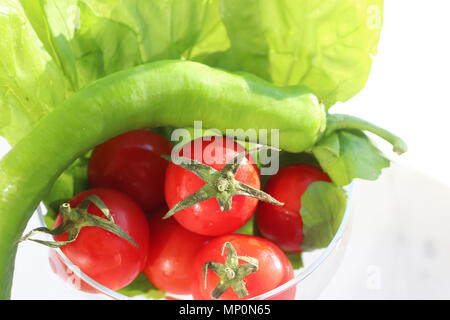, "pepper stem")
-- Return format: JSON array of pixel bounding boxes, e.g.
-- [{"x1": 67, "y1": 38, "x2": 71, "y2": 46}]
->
[{"x1": 325, "y1": 114, "x2": 408, "y2": 155}]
